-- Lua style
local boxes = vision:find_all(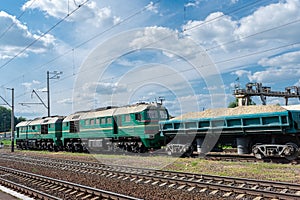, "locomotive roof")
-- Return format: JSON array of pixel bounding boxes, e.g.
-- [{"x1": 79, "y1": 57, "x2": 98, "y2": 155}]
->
[
  {"x1": 16, "y1": 120, "x2": 32, "y2": 127},
  {"x1": 16, "y1": 116, "x2": 64, "y2": 127},
  {"x1": 113, "y1": 103, "x2": 160, "y2": 115},
  {"x1": 64, "y1": 103, "x2": 164, "y2": 121}
]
